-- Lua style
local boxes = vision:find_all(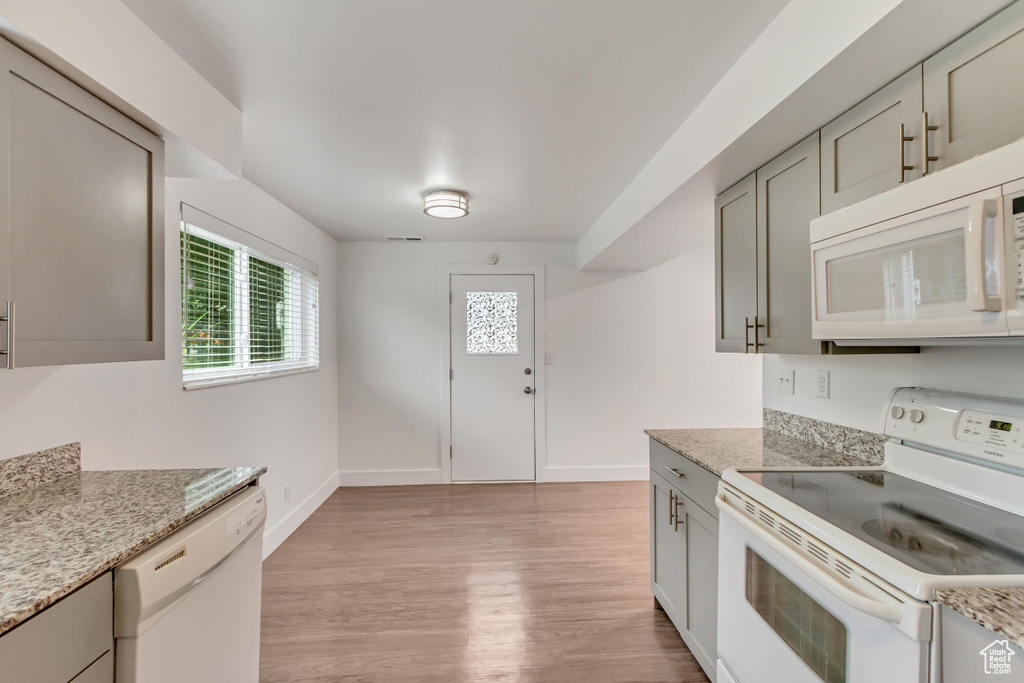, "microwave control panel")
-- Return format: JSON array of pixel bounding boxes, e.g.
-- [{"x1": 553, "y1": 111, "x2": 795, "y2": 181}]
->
[{"x1": 1013, "y1": 196, "x2": 1024, "y2": 301}]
